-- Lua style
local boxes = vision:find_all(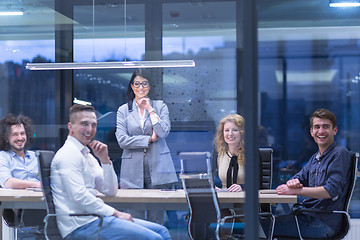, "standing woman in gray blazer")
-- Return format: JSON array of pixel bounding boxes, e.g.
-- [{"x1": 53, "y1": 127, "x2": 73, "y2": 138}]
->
[{"x1": 116, "y1": 69, "x2": 178, "y2": 191}]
